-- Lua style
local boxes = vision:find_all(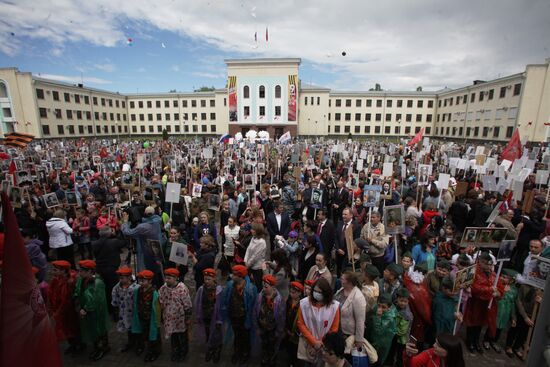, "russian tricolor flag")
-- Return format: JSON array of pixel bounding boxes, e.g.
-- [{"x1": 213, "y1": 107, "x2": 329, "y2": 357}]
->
[{"x1": 218, "y1": 133, "x2": 231, "y2": 144}]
